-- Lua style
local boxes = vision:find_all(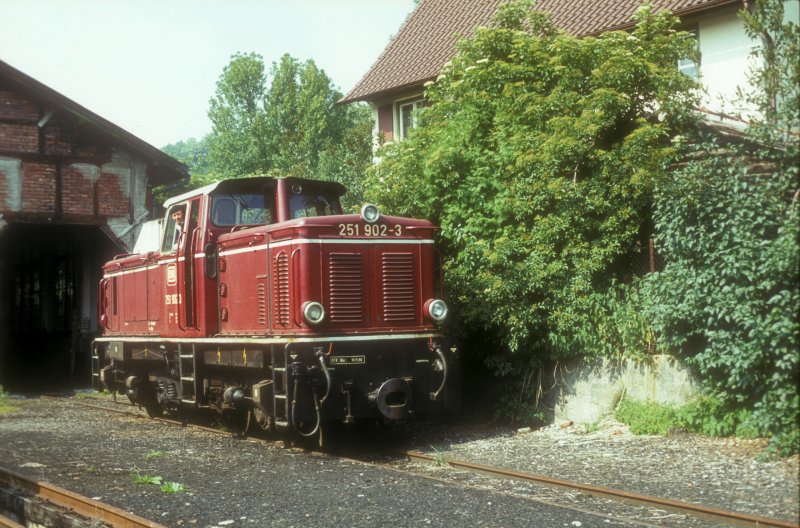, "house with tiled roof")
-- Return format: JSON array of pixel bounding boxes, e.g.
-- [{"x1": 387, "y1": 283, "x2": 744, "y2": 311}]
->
[{"x1": 341, "y1": 0, "x2": 760, "y2": 143}]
